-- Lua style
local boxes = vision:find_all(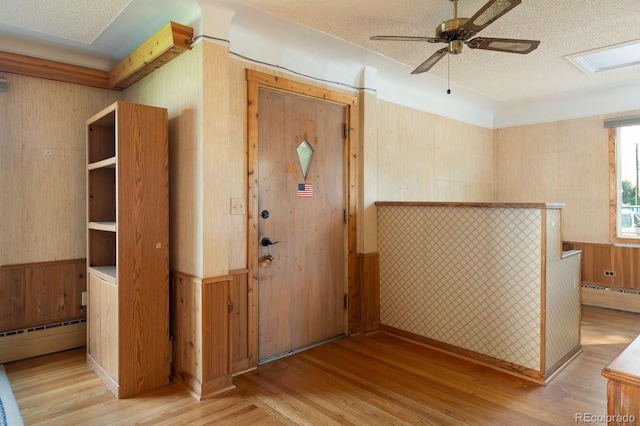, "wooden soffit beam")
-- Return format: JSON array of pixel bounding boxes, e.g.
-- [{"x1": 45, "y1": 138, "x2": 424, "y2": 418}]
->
[
  {"x1": 107, "y1": 21, "x2": 193, "y2": 90},
  {"x1": 0, "y1": 21, "x2": 193, "y2": 91}
]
